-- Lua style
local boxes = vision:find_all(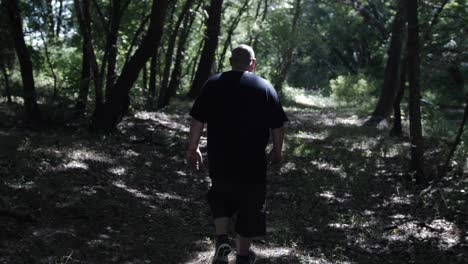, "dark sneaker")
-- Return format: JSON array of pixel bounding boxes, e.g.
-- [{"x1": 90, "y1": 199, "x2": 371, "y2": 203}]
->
[
  {"x1": 212, "y1": 235, "x2": 232, "y2": 264},
  {"x1": 235, "y1": 250, "x2": 256, "y2": 264}
]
